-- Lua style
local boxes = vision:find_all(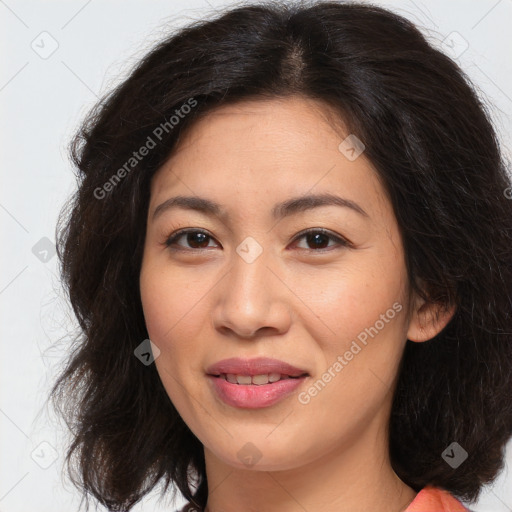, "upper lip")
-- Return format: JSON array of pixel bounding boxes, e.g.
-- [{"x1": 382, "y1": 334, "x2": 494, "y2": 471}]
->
[{"x1": 206, "y1": 357, "x2": 309, "y2": 377}]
